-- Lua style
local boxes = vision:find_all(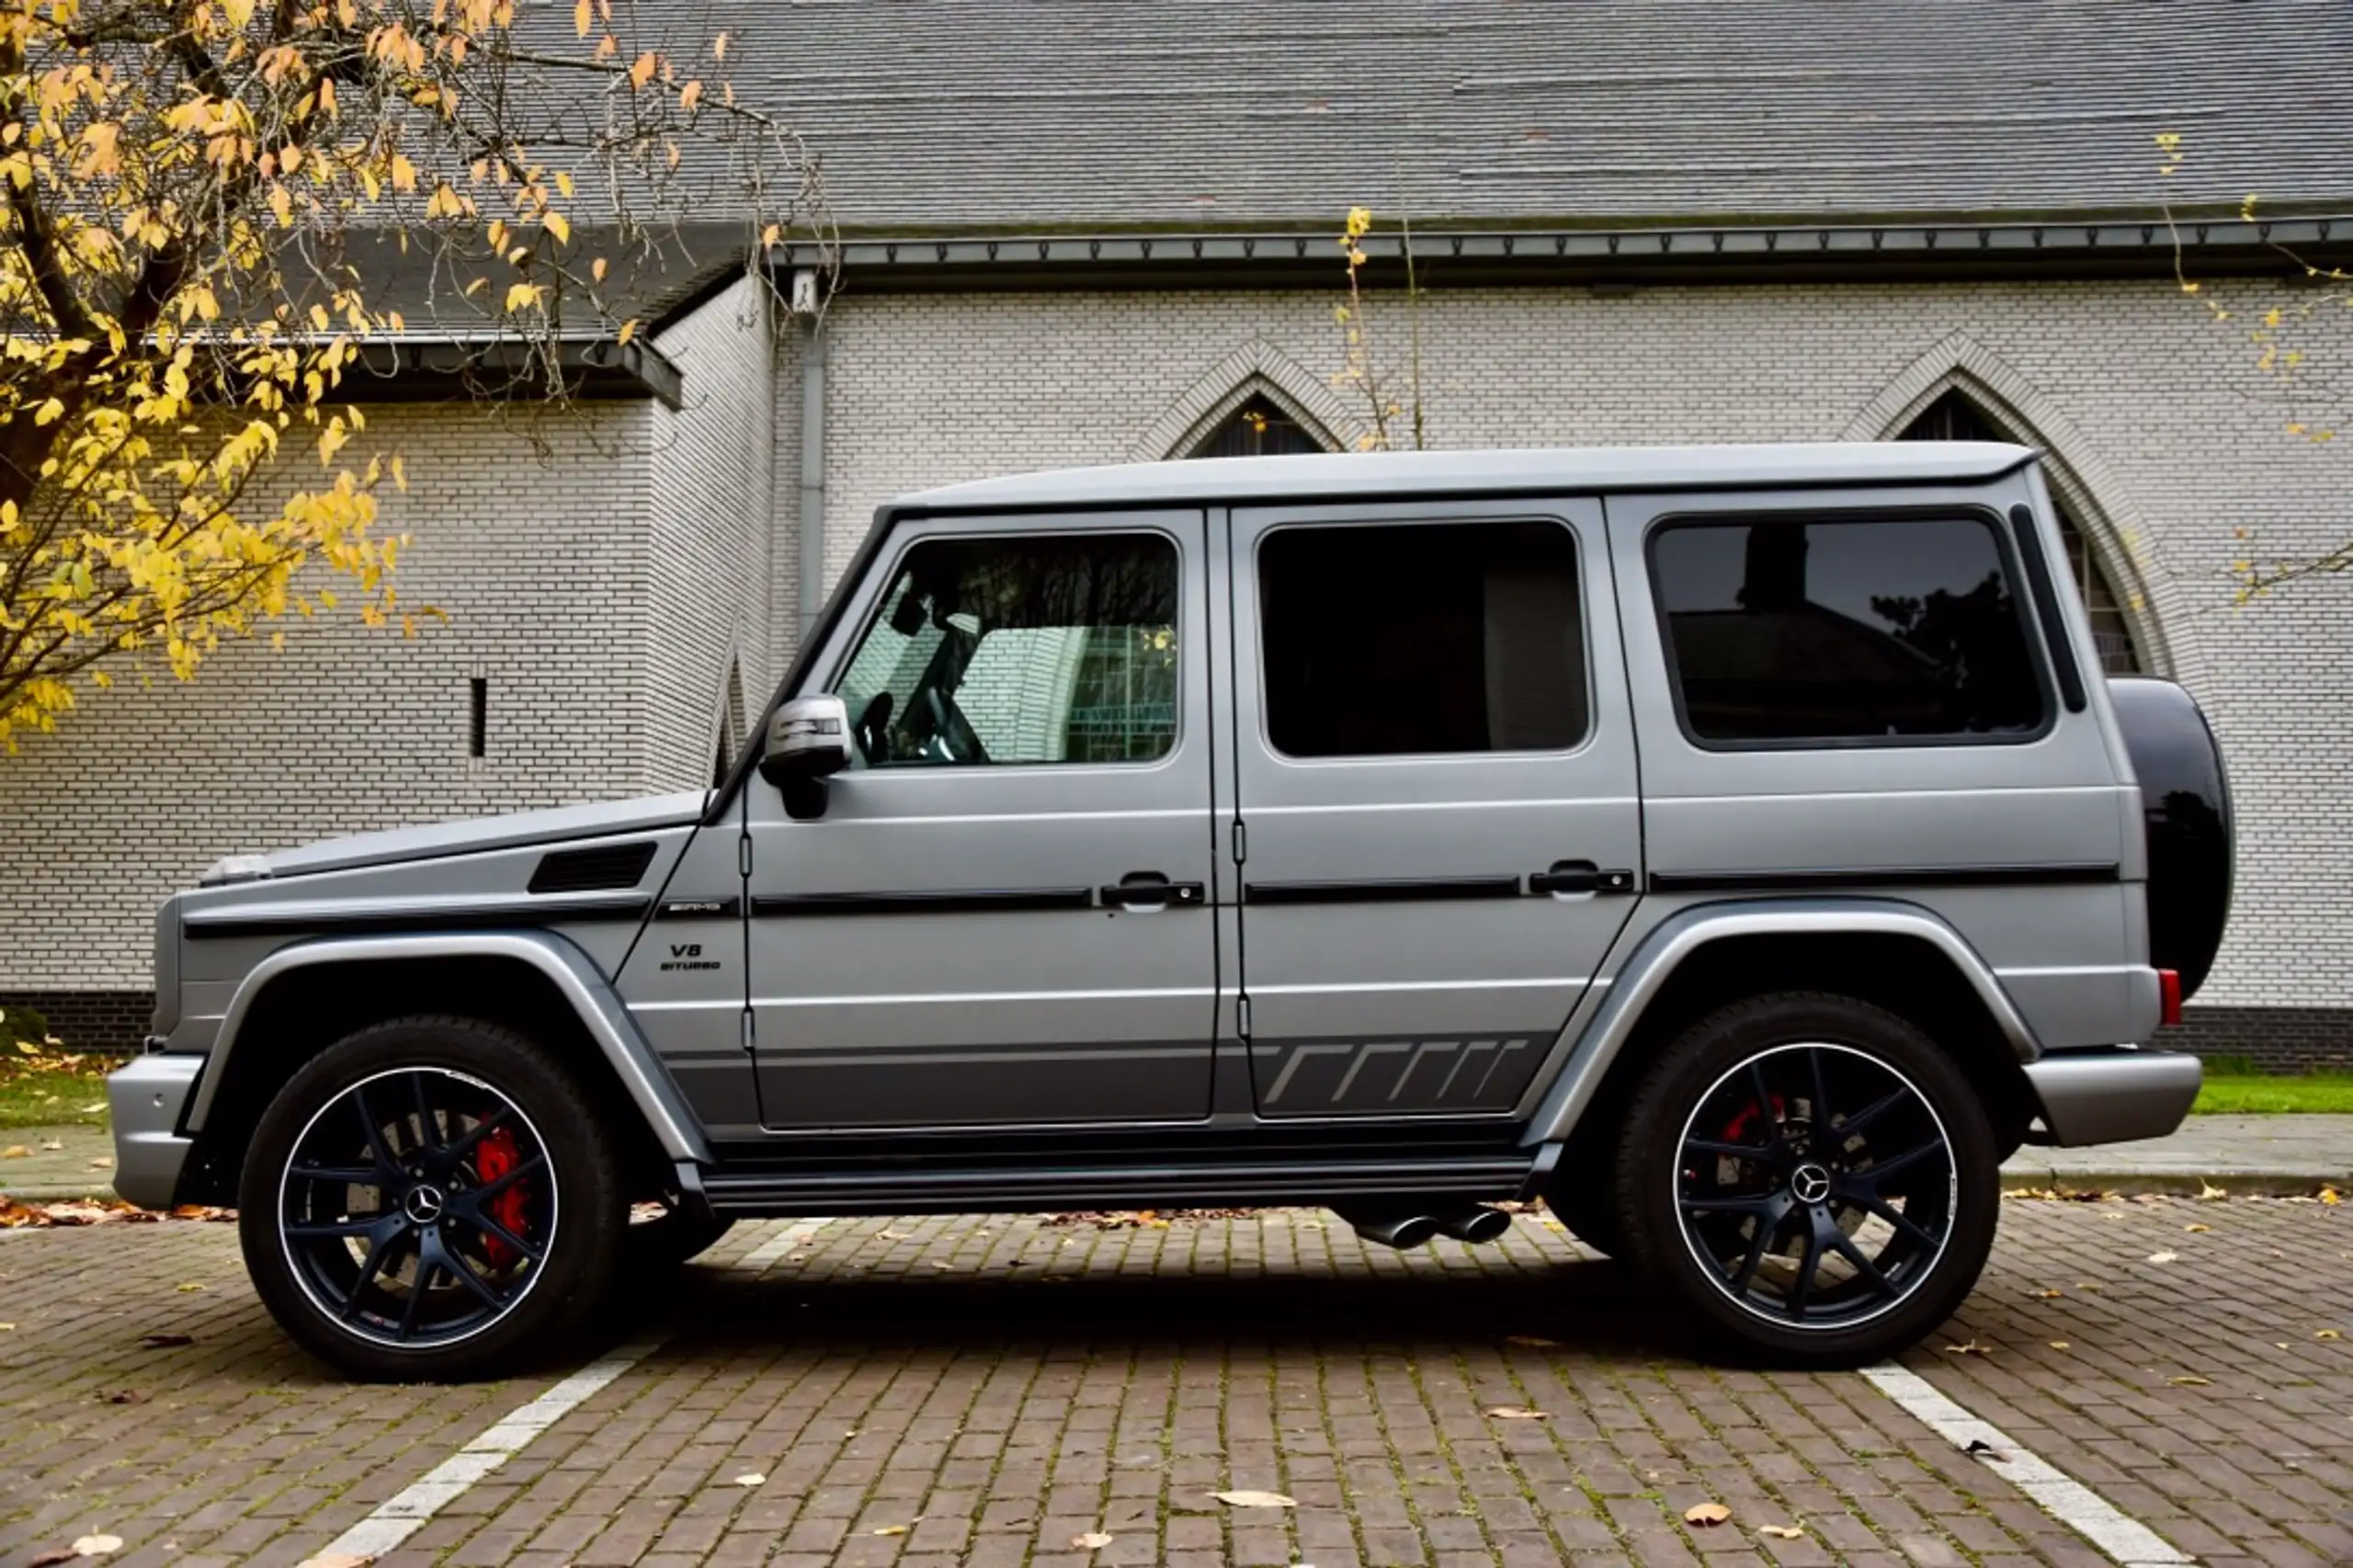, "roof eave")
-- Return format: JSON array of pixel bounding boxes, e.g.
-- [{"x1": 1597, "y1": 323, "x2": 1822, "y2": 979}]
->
[{"x1": 774, "y1": 213, "x2": 2353, "y2": 290}]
